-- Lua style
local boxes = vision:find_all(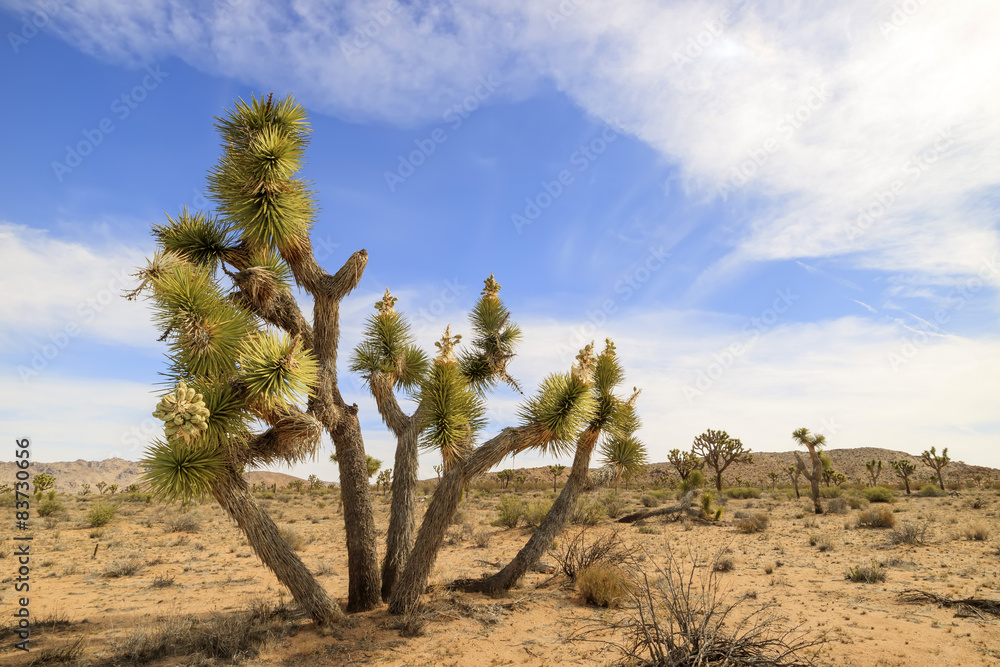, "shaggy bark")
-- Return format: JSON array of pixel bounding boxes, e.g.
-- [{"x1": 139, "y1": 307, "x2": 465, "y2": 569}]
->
[
  {"x1": 211, "y1": 466, "x2": 342, "y2": 626},
  {"x1": 617, "y1": 489, "x2": 698, "y2": 523},
  {"x1": 458, "y1": 427, "x2": 601, "y2": 594},
  {"x1": 388, "y1": 426, "x2": 543, "y2": 615},
  {"x1": 794, "y1": 450, "x2": 823, "y2": 514}
]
